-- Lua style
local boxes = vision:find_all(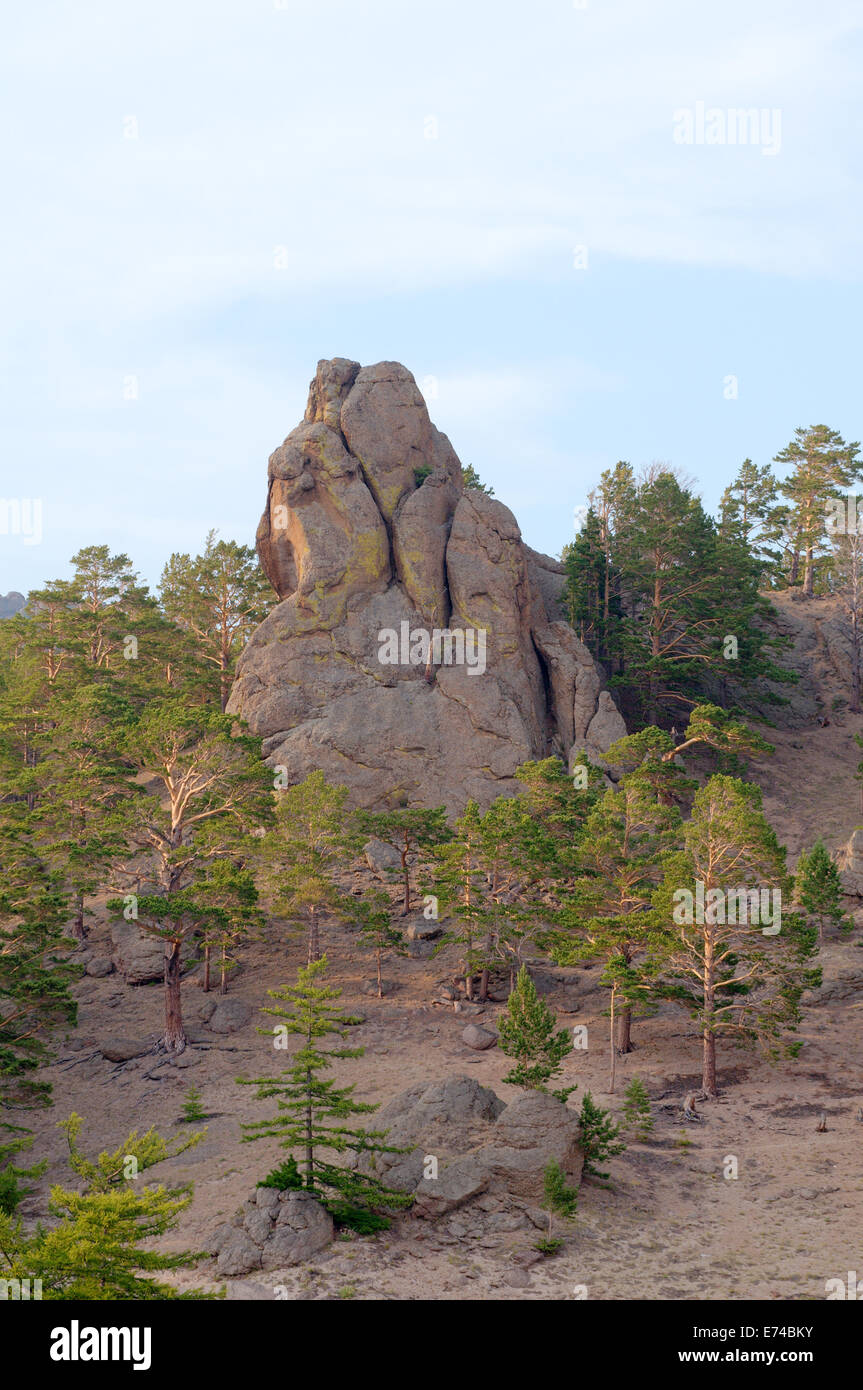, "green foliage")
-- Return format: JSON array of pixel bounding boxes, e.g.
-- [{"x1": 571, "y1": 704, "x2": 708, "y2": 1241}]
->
[
  {"x1": 239, "y1": 957, "x2": 412, "y2": 1219},
  {"x1": 358, "y1": 805, "x2": 450, "y2": 916},
  {"x1": 257, "y1": 1156, "x2": 303, "y2": 1191},
  {"x1": 263, "y1": 771, "x2": 361, "y2": 961},
  {"x1": 160, "y1": 529, "x2": 276, "y2": 710},
  {"x1": 0, "y1": 1128, "x2": 46, "y2": 1216},
  {"x1": 543, "y1": 1158, "x2": 578, "y2": 1219},
  {"x1": 413, "y1": 464, "x2": 433, "y2": 486},
  {"x1": 180, "y1": 1085, "x2": 207, "y2": 1123},
  {"x1": 497, "y1": 966, "x2": 574, "y2": 1097},
  {"x1": 578, "y1": 1091, "x2": 625, "y2": 1180},
  {"x1": 461, "y1": 464, "x2": 494, "y2": 495},
  {"x1": 622, "y1": 1077, "x2": 654, "y2": 1140},
  {"x1": 0, "y1": 1114, "x2": 209, "y2": 1299},
  {"x1": 795, "y1": 840, "x2": 851, "y2": 941}
]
